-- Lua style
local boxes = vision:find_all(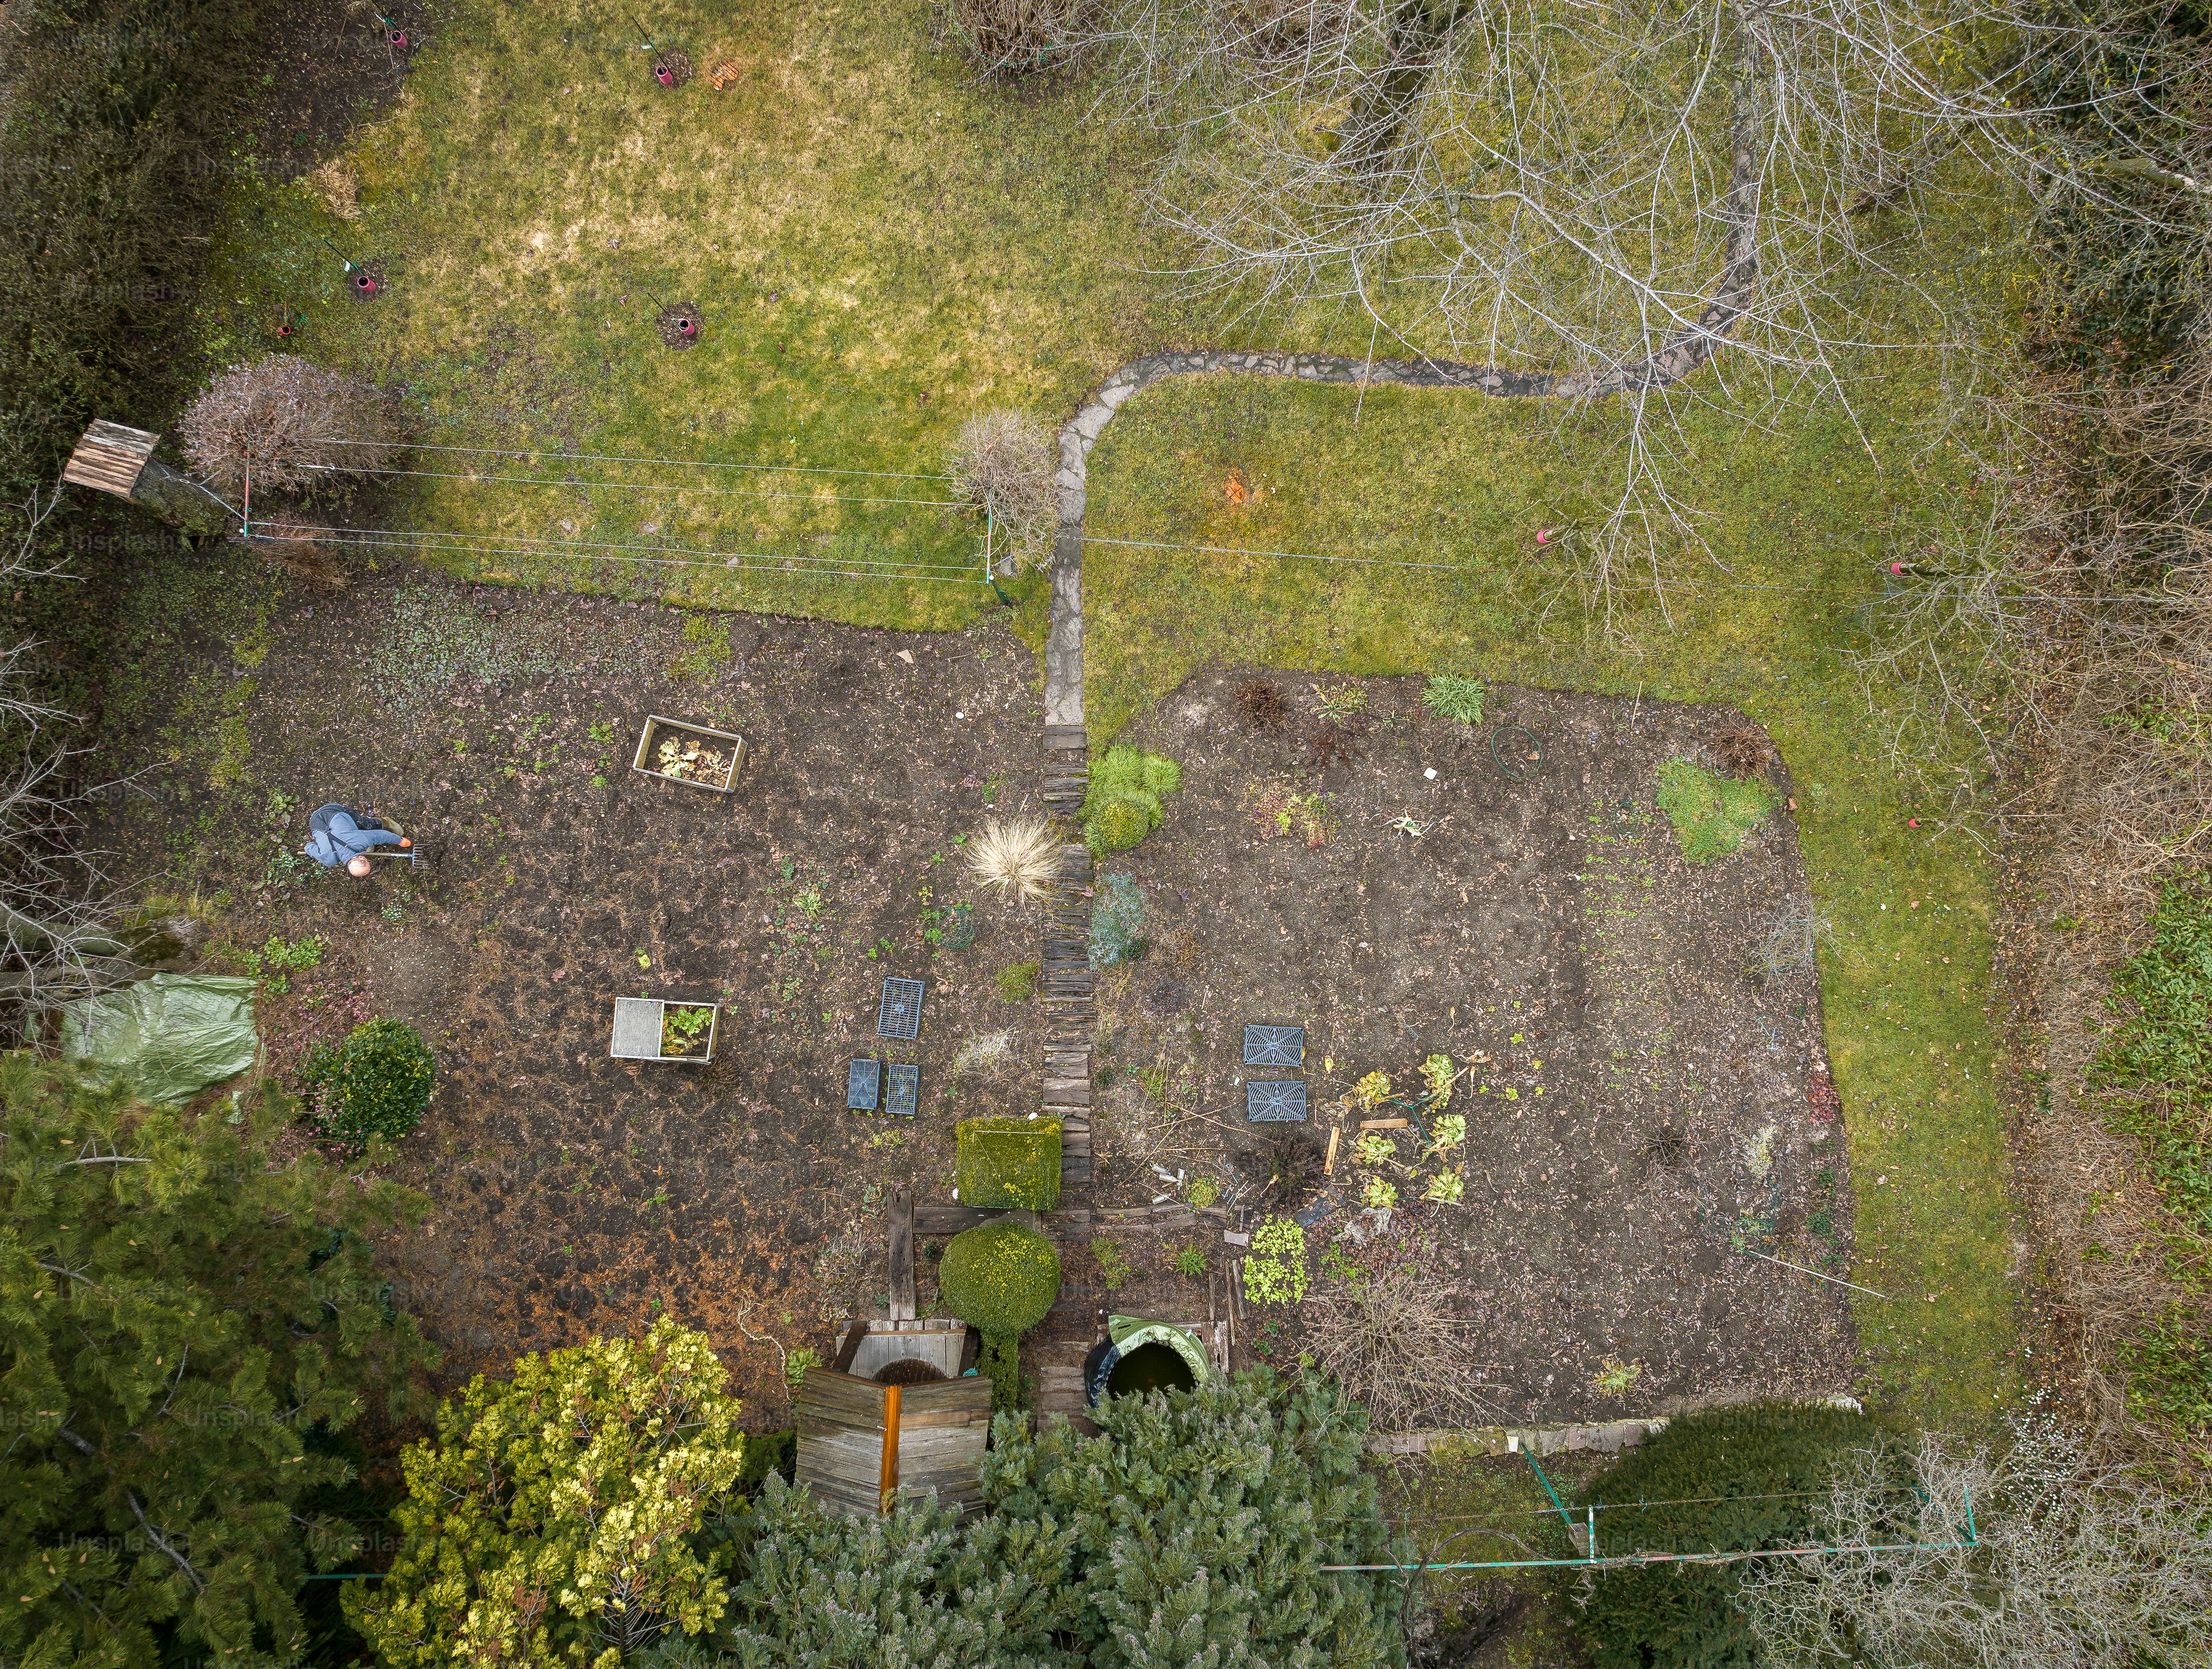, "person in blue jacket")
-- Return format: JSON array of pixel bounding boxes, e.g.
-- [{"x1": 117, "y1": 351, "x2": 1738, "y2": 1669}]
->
[{"x1": 302, "y1": 803, "x2": 405, "y2": 877}]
